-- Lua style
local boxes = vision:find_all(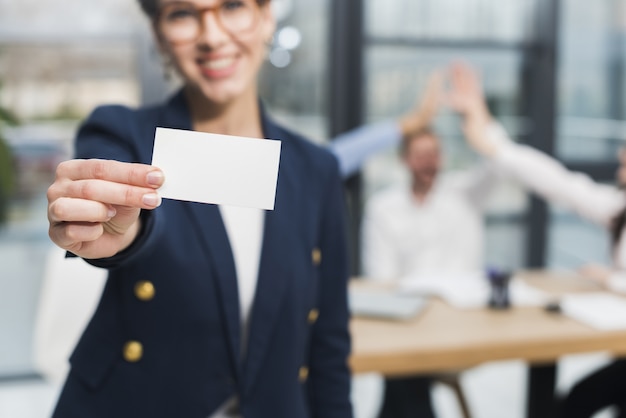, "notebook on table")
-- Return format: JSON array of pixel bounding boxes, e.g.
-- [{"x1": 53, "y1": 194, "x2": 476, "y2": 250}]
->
[{"x1": 348, "y1": 289, "x2": 428, "y2": 321}]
